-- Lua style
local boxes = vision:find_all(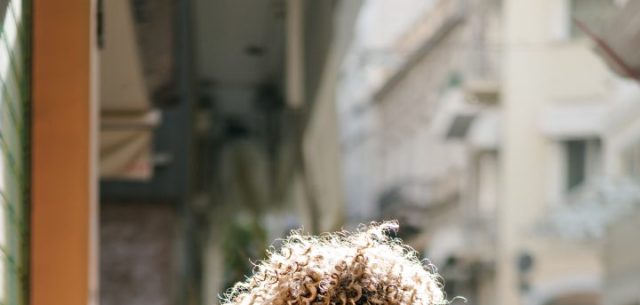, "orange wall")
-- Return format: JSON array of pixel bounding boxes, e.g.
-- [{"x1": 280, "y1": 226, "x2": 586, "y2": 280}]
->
[{"x1": 31, "y1": 0, "x2": 95, "y2": 304}]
